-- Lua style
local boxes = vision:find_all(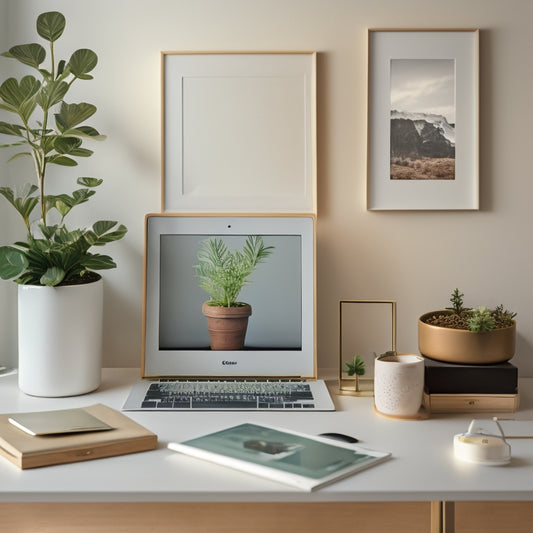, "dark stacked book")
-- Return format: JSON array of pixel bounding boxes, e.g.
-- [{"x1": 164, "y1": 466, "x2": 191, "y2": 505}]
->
[{"x1": 422, "y1": 358, "x2": 519, "y2": 413}]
